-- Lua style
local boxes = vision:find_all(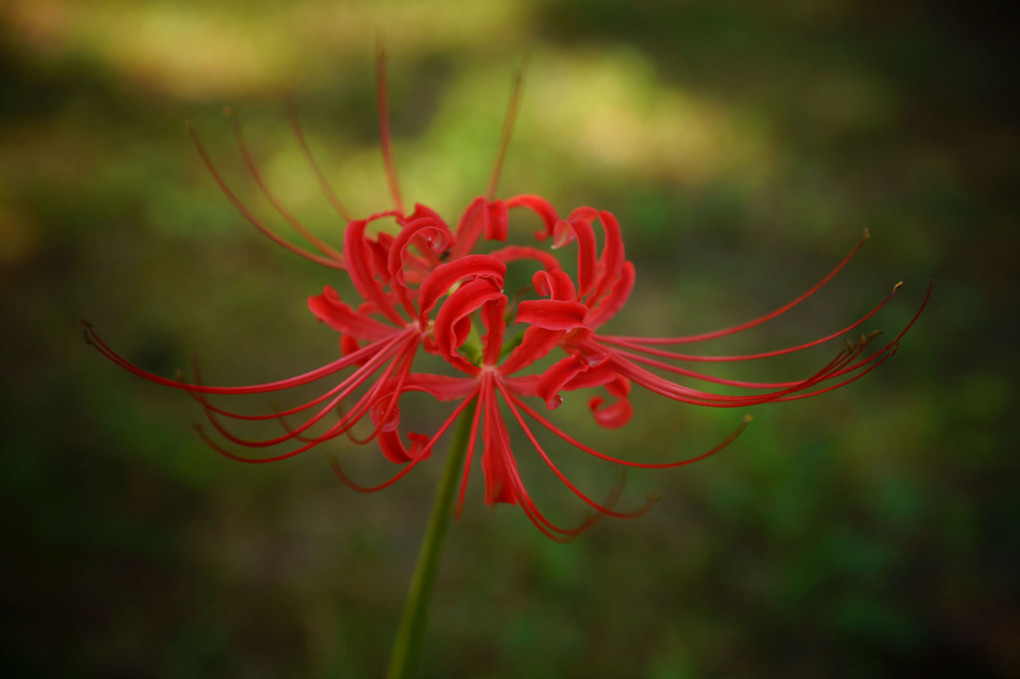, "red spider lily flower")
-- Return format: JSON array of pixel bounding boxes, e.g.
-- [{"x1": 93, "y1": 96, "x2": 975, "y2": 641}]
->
[
  {"x1": 328, "y1": 251, "x2": 661, "y2": 542},
  {"x1": 82, "y1": 47, "x2": 523, "y2": 463},
  {"x1": 327, "y1": 192, "x2": 930, "y2": 540},
  {"x1": 85, "y1": 48, "x2": 930, "y2": 540}
]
